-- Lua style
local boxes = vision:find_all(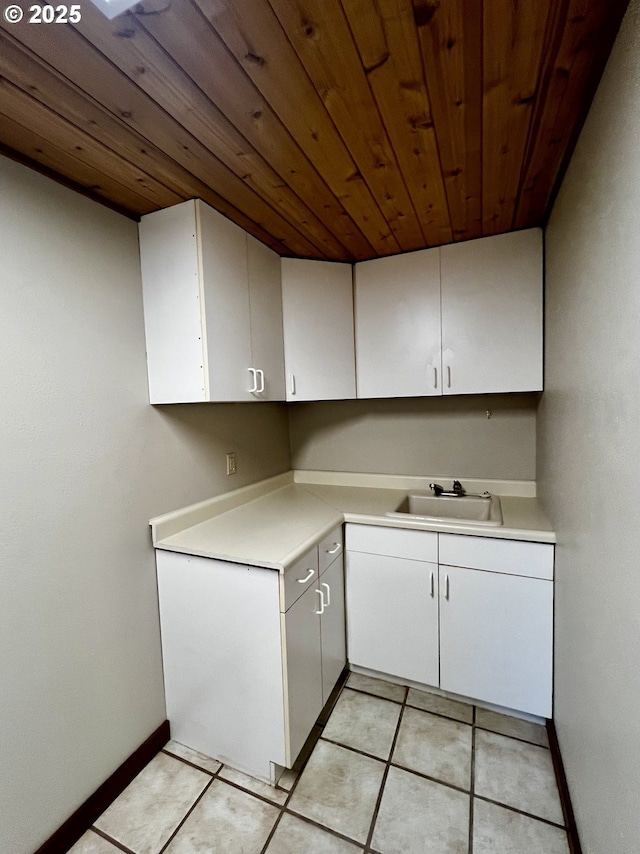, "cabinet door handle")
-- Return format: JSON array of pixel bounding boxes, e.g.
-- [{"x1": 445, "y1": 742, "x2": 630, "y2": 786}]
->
[
  {"x1": 327, "y1": 543, "x2": 341, "y2": 555},
  {"x1": 315, "y1": 588, "x2": 325, "y2": 615},
  {"x1": 433, "y1": 366, "x2": 438, "y2": 389},
  {"x1": 322, "y1": 581, "x2": 331, "y2": 606},
  {"x1": 430, "y1": 571, "x2": 435, "y2": 598},
  {"x1": 289, "y1": 374, "x2": 296, "y2": 396},
  {"x1": 444, "y1": 574, "x2": 450, "y2": 600},
  {"x1": 256, "y1": 368, "x2": 265, "y2": 393},
  {"x1": 297, "y1": 568, "x2": 315, "y2": 584},
  {"x1": 447, "y1": 366, "x2": 452, "y2": 389},
  {"x1": 248, "y1": 367, "x2": 258, "y2": 393}
]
